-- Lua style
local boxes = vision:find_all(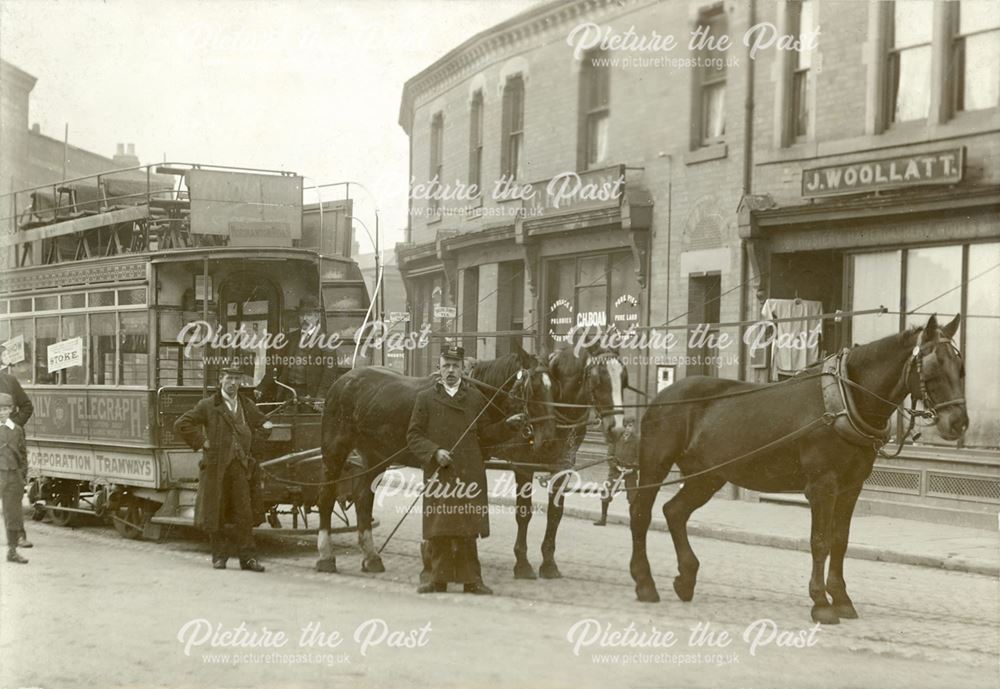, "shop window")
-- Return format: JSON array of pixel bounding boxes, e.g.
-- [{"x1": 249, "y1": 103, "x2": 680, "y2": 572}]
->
[
  {"x1": 951, "y1": 0, "x2": 1000, "y2": 113},
  {"x1": 120, "y1": 312, "x2": 149, "y2": 386},
  {"x1": 964, "y1": 243, "x2": 1000, "y2": 447},
  {"x1": 886, "y1": 1, "x2": 933, "y2": 123},
  {"x1": 90, "y1": 313, "x2": 117, "y2": 385},
  {"x1": 61, "y1": 314, "x2": 87, "y2": 385},
  {"x1": 693, "y1": 6, "x2": 727, "y2": 147},
  {"x1": 468, "y1": 91, "x2": 484, "y2": 196},
  {"x1": 544, "y1": 252, "x2": 638, "y2": 351},
  {"x1": 850, "y1": 242, "x2": 1000, "y2": 449},
  {"x1": 580, "y1": 50, "x2": 610, "y2": 169},
  {"x1": 687, "y1": 274, "x2": 721, "y2": 377},
  {"x1": 429, "y1": 112, "x2": 444, "y2": 217},
  {"x1": 501, "y1": 76, "x2": 524, "y2": 181}
]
